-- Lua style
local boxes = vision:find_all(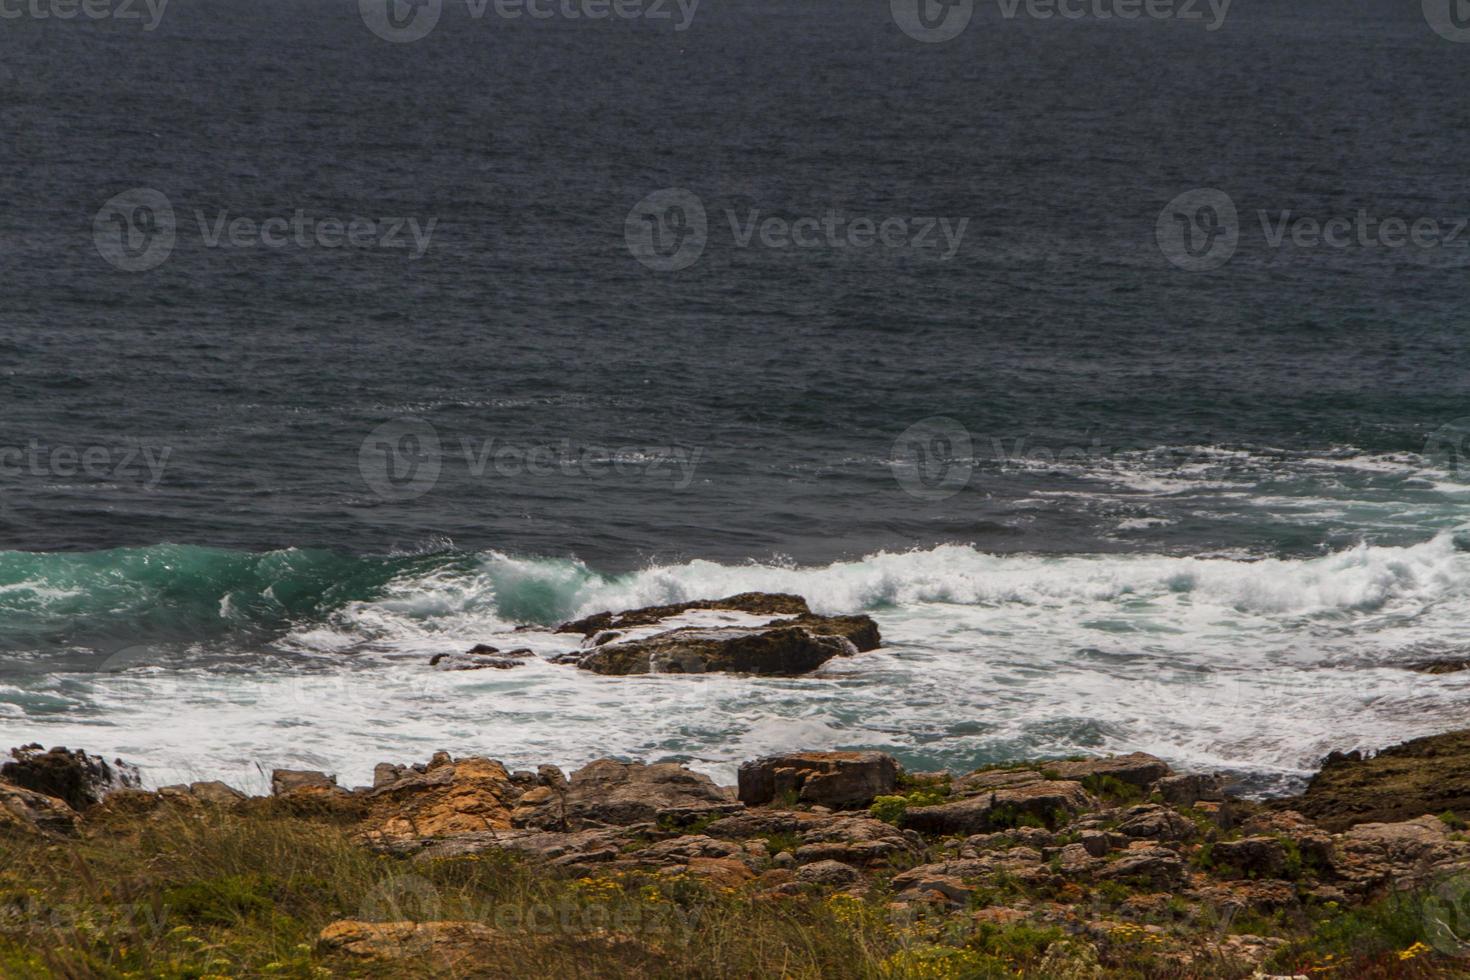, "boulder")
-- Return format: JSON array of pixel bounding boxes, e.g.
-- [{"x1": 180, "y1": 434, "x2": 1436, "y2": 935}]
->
[
  {"x1": 737, "y1": 751, "x2": 899, "y2": 809},
  {"x1": 794, "y1": 859, "x2": 864, "y2": 888},
  {"x1": 1210, "y1": 836, "x2": 1289, "y2": 879},
  {"x1": 429, "y1": 650, "x2": 530, "y2": 671},
  {"x1": 555, "y1": 593, "x2": 813, "y2": 636},
  {"x1": 187, "y1": 781, "x2": 248, "y2": 806},
  {"x1": 1045, "y1": 752, "x2": 1172, "y2": 789},
  {"x1": 900, "y1": 776, "x2": 1094, "y2": 835},
  {"x1": 573, "y1": 625, "x2": 862, "y2": 677},
  {"x1": 1281, "y1": 730, "x2": 1470, "y2": 831},
  {"x1": 1, "y1": 744, "x2": 139, "y2": 810},
  {"x1": 0, "y1": 781, "x2": 79, "y2": 836},
  {"x1": 271, "y1": 769, "x2": 343, "y2": 797},
  {"x1": 509, "y1": 759, "x2": 740, "y2": 831},
  {"x1": 359, "y1": 756, "x2": 522, "y2": 844}
]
